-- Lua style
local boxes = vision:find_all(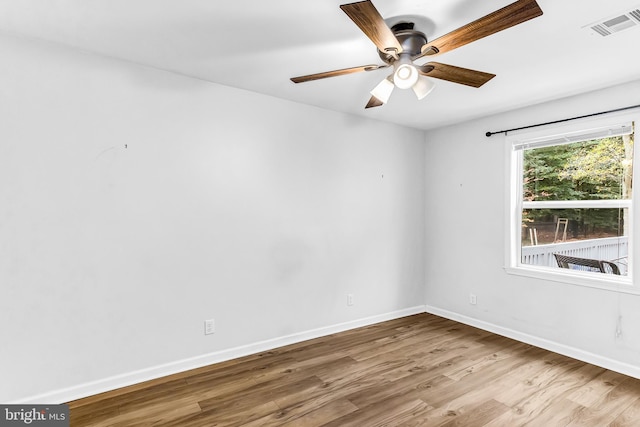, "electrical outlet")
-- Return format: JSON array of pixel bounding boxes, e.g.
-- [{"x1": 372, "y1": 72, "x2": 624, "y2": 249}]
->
[
  {"x1": 204, "y1": 319, "x2": 215, "y2": 335},
  {"x1": 469, "y1": 294, "x2": 477, "y2": 305},
  {"x1": 347, "y1": 294, "x2": 354, "y2": 306}
]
